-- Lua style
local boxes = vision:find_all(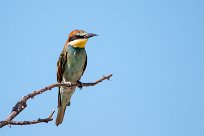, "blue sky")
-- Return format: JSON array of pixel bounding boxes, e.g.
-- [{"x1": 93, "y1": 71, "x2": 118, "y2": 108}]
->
[{"x1": 0, "y1": 0, "x2": 203, "y2": 135}]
